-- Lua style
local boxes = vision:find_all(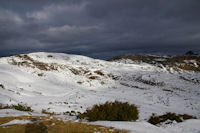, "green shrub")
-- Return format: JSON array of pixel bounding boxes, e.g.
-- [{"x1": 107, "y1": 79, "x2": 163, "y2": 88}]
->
[
  {"x1": 78, "y1": 101, "x2": 139, "y2": 121},
  {"x1": 148, "y1": 112, "x2": 197, "y2": 125}
]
